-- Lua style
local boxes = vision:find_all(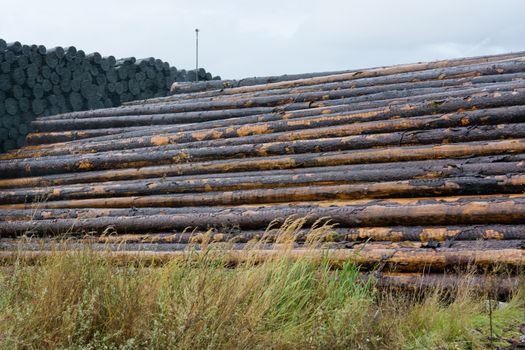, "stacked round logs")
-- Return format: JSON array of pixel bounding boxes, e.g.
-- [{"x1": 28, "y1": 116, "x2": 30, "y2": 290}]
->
[
  {"x1": 1, "y1": 51, "x2": 525, "y2": 290},
  {"x1": 0, "y1": 38, "x2": 219, "y2": 153}
]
